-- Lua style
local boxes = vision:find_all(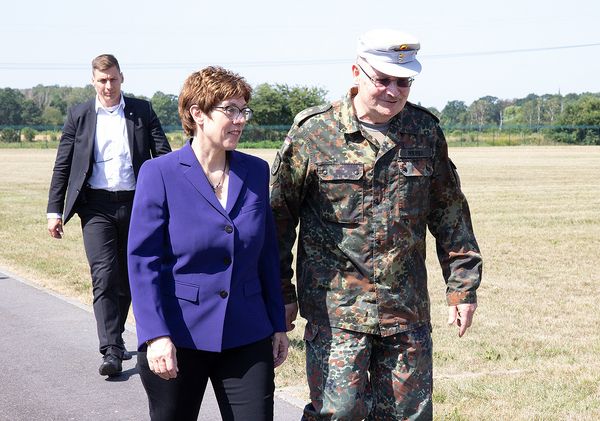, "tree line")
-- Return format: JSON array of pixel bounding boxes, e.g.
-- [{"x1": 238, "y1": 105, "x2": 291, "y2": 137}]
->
[
  {"x1": 1, "y1": 84, "x2": 599, "y2": 144},
  {"x1": 432, "y1": 93, "x2": 600, "y2": 145},
  {"x1": 0, "y1": 83, "x2": 327, "y2": 128}
]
